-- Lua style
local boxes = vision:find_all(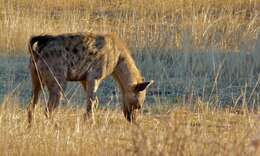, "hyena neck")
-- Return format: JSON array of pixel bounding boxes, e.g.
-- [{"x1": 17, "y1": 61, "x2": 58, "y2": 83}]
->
[{"x1": 113, "y1": 51, "x2": 143, "y2": 95}]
